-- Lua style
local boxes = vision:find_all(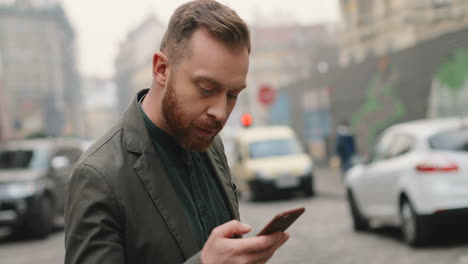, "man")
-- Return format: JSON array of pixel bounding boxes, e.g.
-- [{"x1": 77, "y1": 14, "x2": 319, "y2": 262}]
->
[
  {"x1": 64, "y1": 1, "x2": 289, "y2": 263},
  {"x1": 335, "y1": 121, "x2": 357, "y2": 175}
]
